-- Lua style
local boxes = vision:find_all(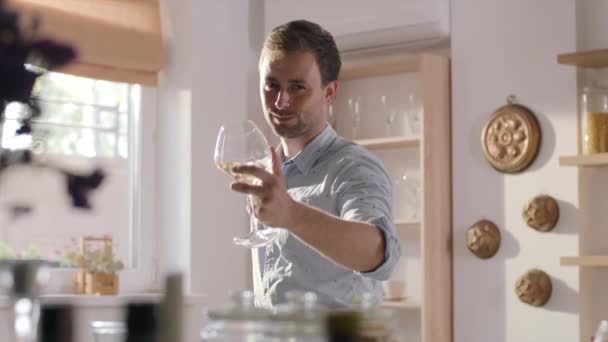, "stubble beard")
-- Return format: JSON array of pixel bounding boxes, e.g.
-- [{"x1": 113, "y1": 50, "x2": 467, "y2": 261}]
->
[
  {"x1": 267, "y1": 113, "x2": 309, "y2": 139},
  {"x1": 273, "y1": 119, "x2": 308, "y2": 139}
]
